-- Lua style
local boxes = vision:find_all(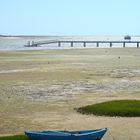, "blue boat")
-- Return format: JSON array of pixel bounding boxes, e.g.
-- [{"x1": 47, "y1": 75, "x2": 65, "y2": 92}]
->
[{"x1": 25, "y1": 128, "x2": 107, "y2": 140}]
